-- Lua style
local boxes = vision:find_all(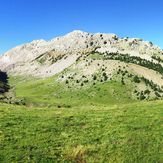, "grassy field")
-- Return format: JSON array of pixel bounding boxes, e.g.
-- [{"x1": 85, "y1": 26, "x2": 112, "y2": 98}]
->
[
  {"x1": 0, "y1": 101, "x2": 163, "y2": 162},
  {"x1": 9, "y1": 75, "x2": 135, "y2": 107},
  {"x1": 0, "y1": 76, "x2": 162, "y2": 162}
]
